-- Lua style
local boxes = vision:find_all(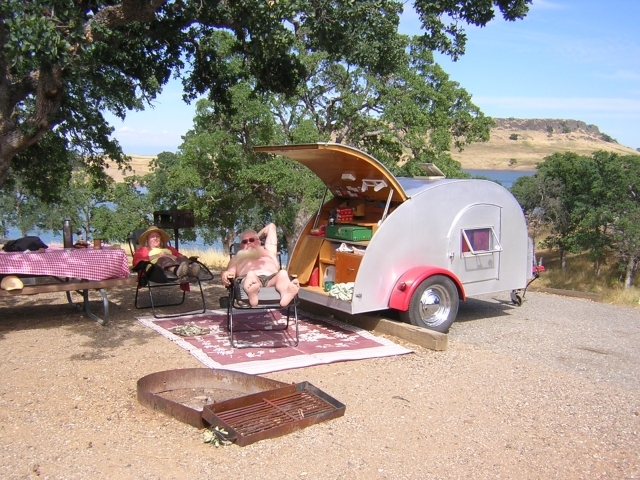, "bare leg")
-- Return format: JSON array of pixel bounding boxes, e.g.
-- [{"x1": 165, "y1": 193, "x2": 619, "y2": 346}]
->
[
  {"x1": 269, "y1": 270, "x2": 300, "y2": 307},
  {"x1": 242, "y1": 271, "x2": 261, "y2": 307}
]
